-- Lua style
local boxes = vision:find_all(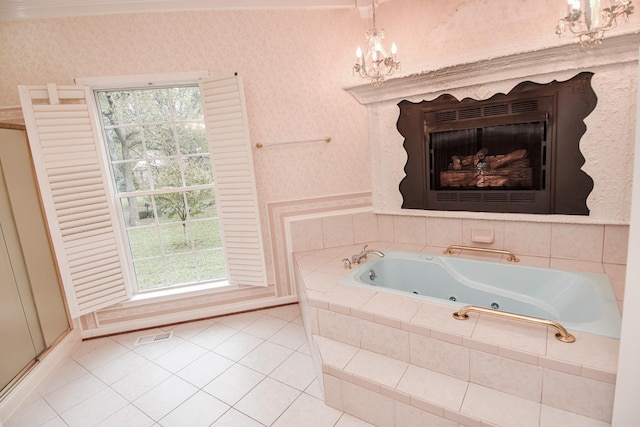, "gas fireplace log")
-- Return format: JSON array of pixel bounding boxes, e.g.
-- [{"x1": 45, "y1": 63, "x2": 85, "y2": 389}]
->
[
  {"x1": 440, "y1": 166, "x2": 533, "y2": 188},
  {"x1": 450, "y1": 157, "x2": 530, "y2": 172},
  {"x1": 490, "y1": 149, "x2": 528, "y2": 169},
  {"x1": 452, "y1": 156, "x2": 462, "y2": 170},
  {"x1": 440, "y1": 171, "x2": 476, "y2": 187},
  {"x1": 452, "y1": 155, "x2": 474, "y2": 168},
  {"x1": 475, "y1": 148, "x2": 489, "y2": 161},
  {"x1": 452, "y1": 148, "x2": 490, "y2": 170},
  {"x1": 476, "y1": 173, "x2": 509, "y2": 187}
]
